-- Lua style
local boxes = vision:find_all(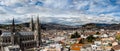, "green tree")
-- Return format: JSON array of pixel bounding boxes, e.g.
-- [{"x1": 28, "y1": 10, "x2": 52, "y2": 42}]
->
[
  {"x1": 96, "y1": 32, "x2": 100, "y2": 35},
  {"x1": 116, "y1": 34, "x2": 120, "y2": 41},
  {"x1": 71, "y1": 31, "x2": 80, "y2": 38},
  {"x1": 87, "y1": 35, "x2": 96, "y2": 42},
  {"x1": 79, "y1": 38, "x2": 86, "y2": 44}
]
